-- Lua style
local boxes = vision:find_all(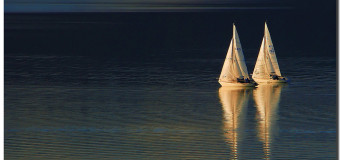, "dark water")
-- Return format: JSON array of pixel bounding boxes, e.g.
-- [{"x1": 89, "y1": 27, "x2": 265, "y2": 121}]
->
[
  {"x1": 5, "y1": 55, "x2": 337, "y2": 159},
  {"x1": 4, "y1": 13, "x2": 337, "y2": 159}
]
